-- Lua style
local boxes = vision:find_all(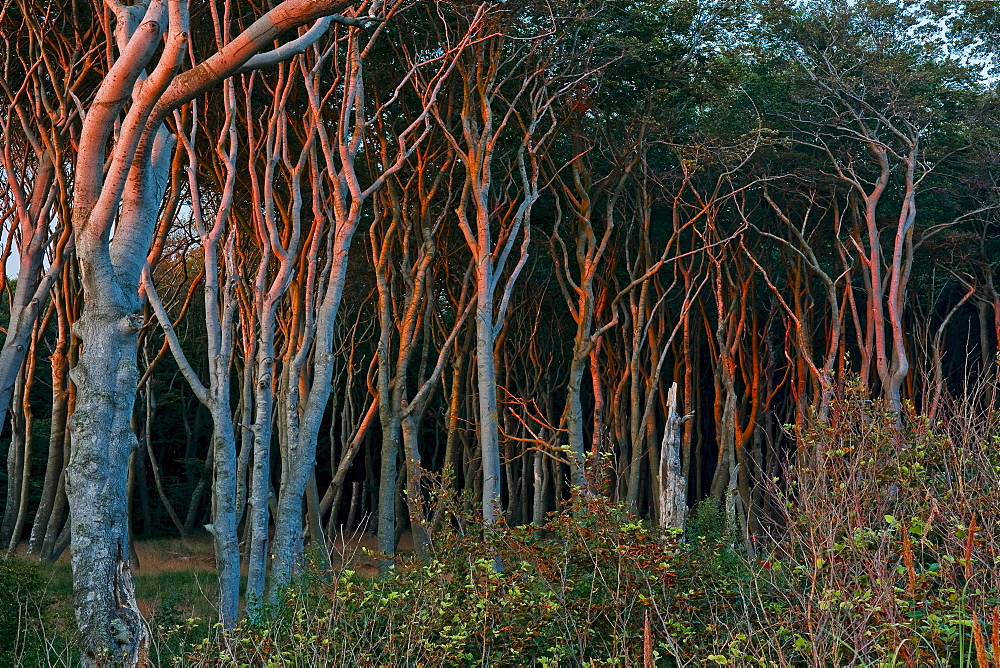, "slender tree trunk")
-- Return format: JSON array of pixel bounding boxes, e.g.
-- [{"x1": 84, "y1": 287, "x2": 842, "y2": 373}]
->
[
  {"x1": 1, "y1": 369, "x2": 27, "y2": 547},
  {"x1": 8, "y1": 330, "x2": 39, "y2": 551},
  {"x1": 378, "y1": 412, "x2": 401, "y2": 568},
  {"x1": 42, "y1": 343, "x2": 75, "y2": 561},
  {"x1": 0, "y1": 161, "x2": 58, "y2": 437},
  {"x1": 532, "y1": 450, "x2": 546, "y2": 526},
  {"x1": 402, "y1": 413, "x2": 432, "y2": 561},
  {"x1": 246, "y1": 340, "x2": 276, "y2": 614},
  {"x1": 475, "y1": 302, "x2": 503, "y2": 529},
  {"x1": 28, "y1": 339, "x2": 69, "y2": 555},
  {"x1": 210, "y1": 396, "x2": 242, "y2": 625},
  {"x1": 564, "y1": 354, "x2": 589, "y2": 492}
]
